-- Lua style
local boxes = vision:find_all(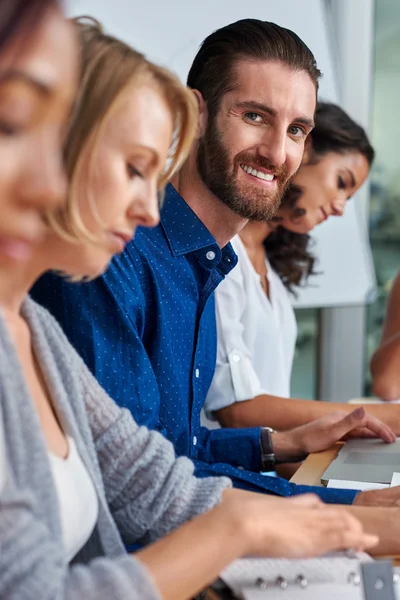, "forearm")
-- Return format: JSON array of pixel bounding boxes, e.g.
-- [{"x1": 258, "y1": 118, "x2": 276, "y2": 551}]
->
[
  {"x1": 216, "y1": 395, "x2": 400, "y2": 434},
  {"x1": 342, "y1": 506, "x2": 400, "y2": 556},
  {"x1": 136, "y1": 490, "x2": 248, "y2": 600},
  {"x1": 217, "y1": 394, "x2": 341, "y2": 430},
  {"x1": 370, "y1": 334, "x2": 400, "y2": 400}
]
